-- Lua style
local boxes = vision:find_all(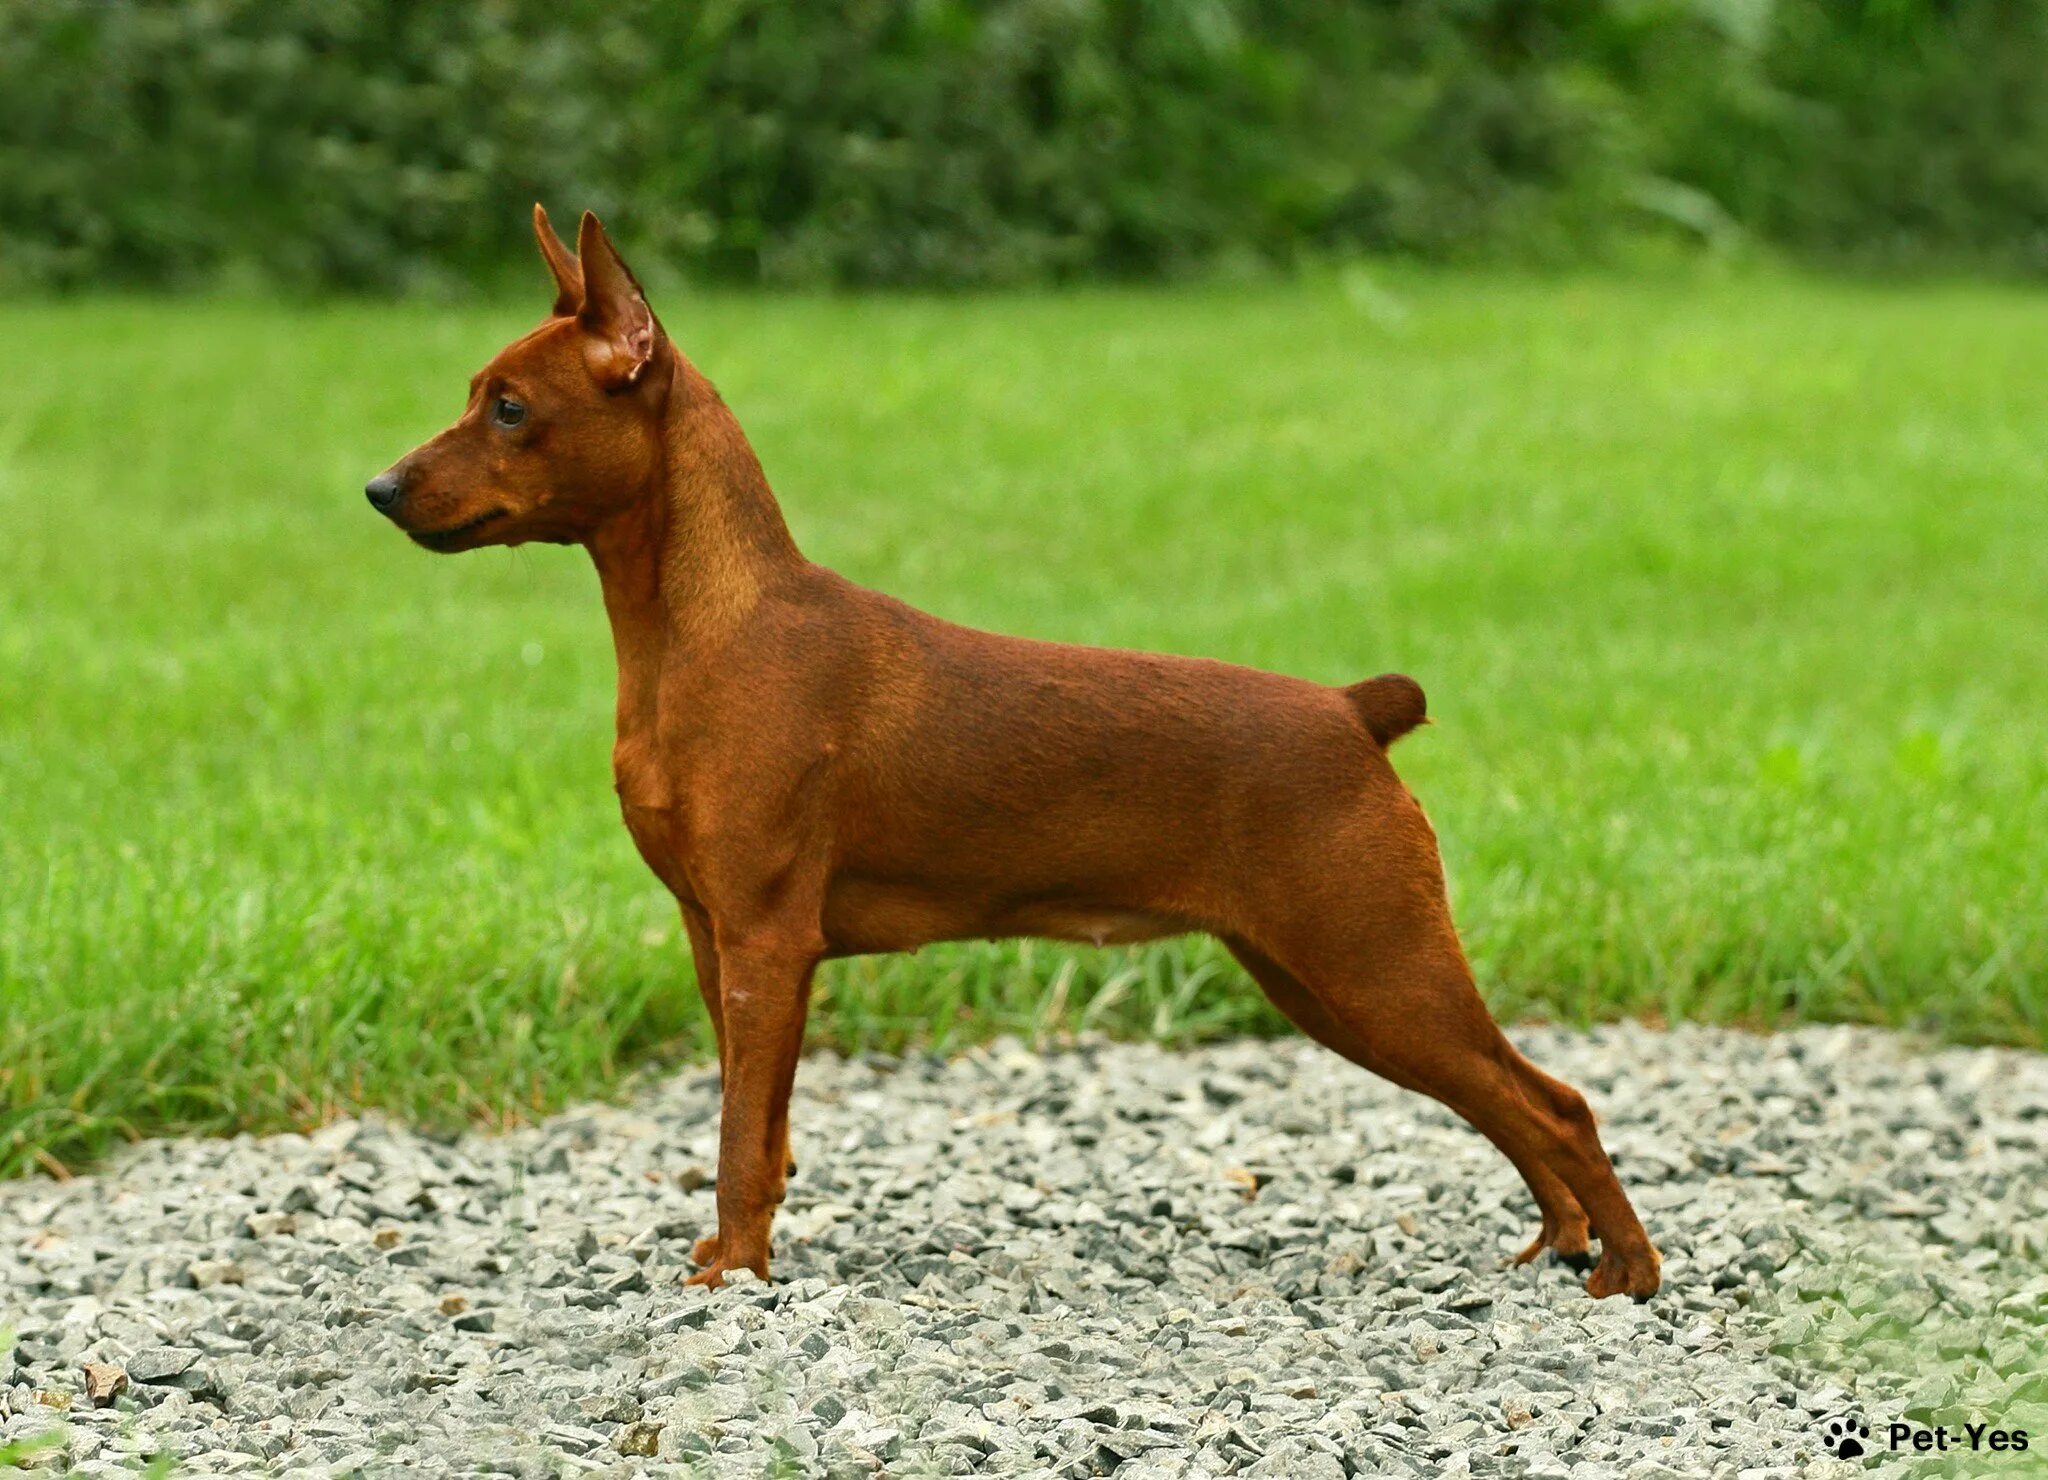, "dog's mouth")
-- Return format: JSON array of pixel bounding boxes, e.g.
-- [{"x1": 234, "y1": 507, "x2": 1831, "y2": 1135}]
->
[{"x1": 408, "y1": 508, "x2": 509, "y2": 552}]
